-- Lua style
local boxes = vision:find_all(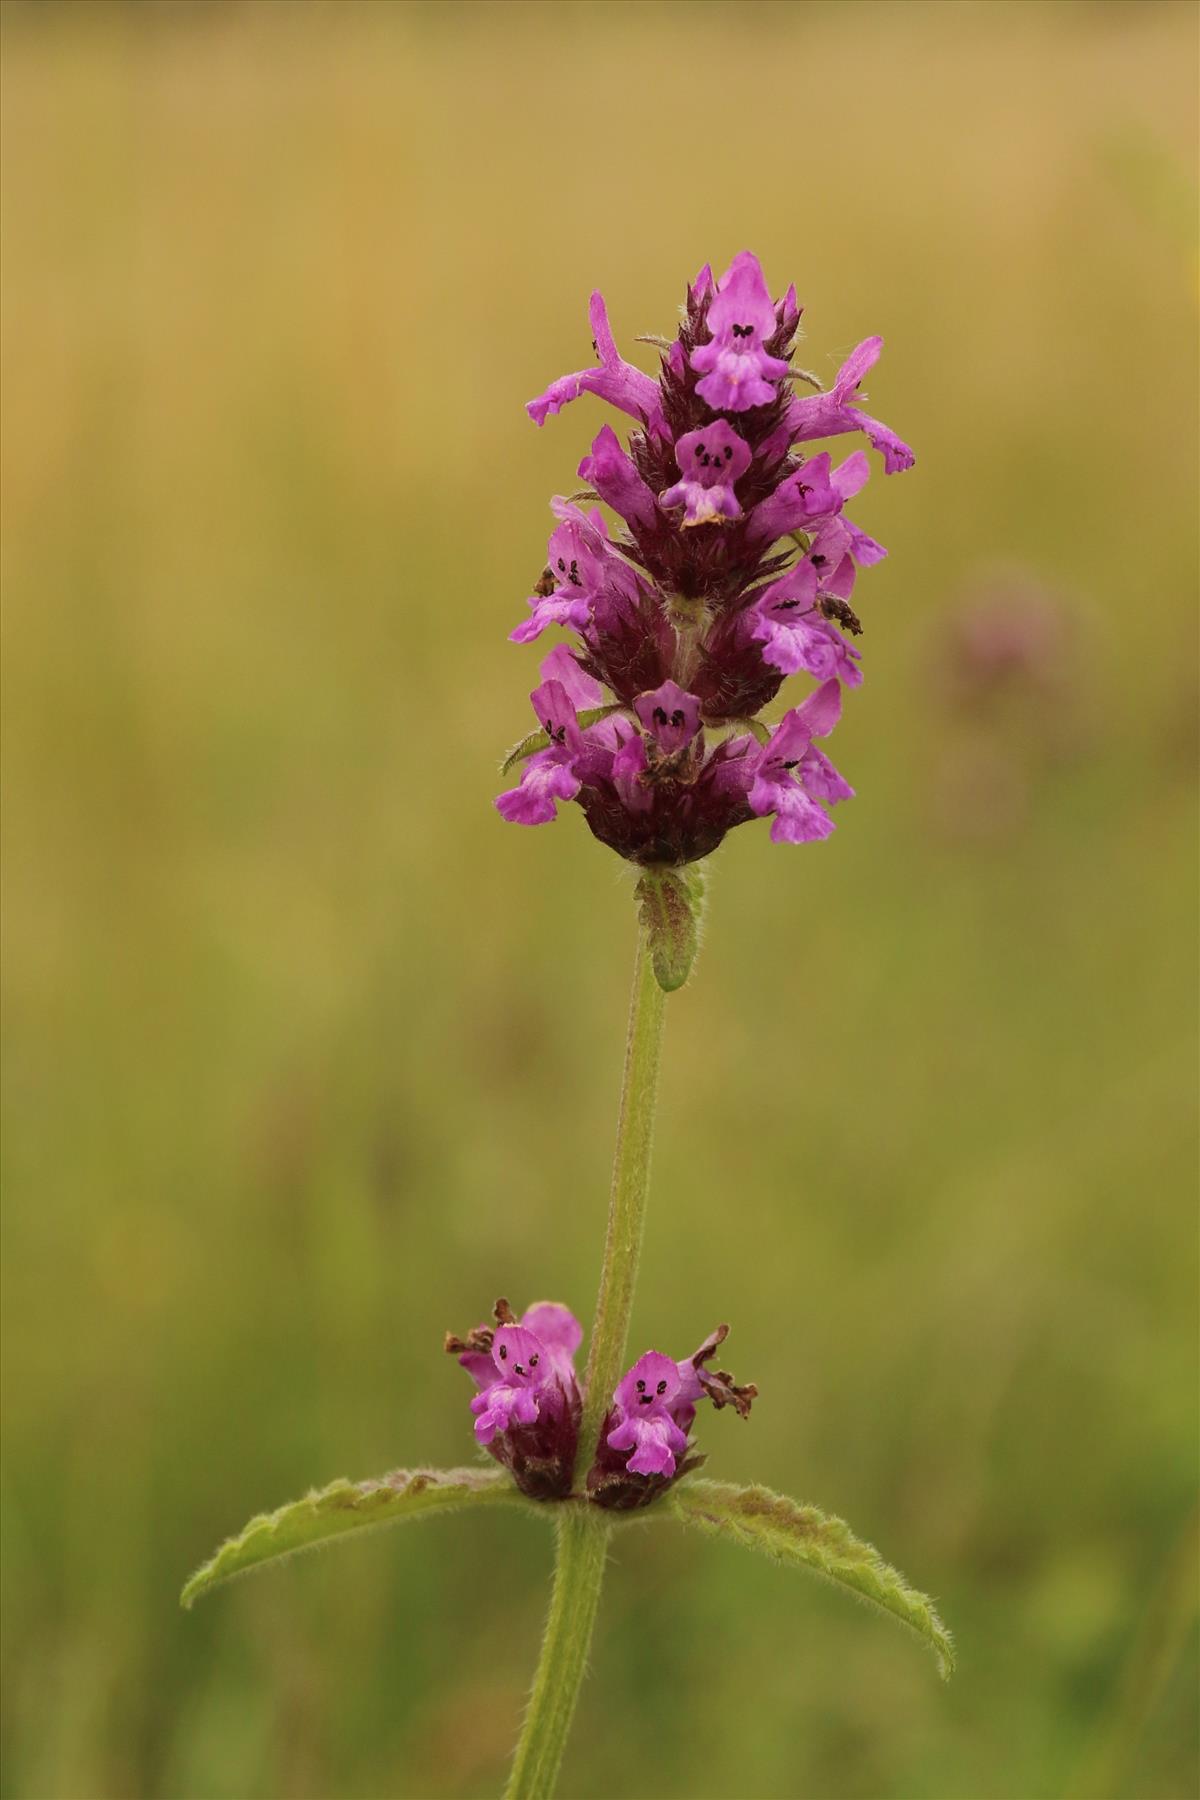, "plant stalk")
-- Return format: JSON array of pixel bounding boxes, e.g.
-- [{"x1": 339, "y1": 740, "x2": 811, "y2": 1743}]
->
[
  {"x1": 578, "y1": 925, "x2": 667, "y2": 1457},
  {"x1": 503, "y1": 1506, "x2": 609, "y2": 1800},
  {"x1": 503, "y1": 922, "x2": 668, "y2": 1800}
]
